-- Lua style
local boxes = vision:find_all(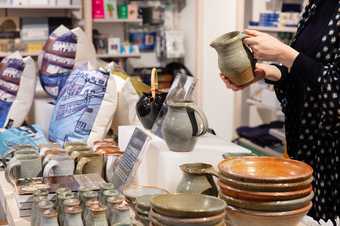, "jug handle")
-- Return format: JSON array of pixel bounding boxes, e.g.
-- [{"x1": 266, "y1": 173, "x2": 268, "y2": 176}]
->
[
  {"x1": 240, "y1": 32, "x2": 257, "y2": 70},
  {"x1": 75, "y1": 157, "x2": 91, "y2": 174},
  {"x1": 43, "y1": 160, "x2": 59, "y2": 177},
  {"x1": 2, "y1": 149, "x2": 15, "y2": 167},
  {"x1": 151, "y1": 68, "x2": 159, "y2": 100},
  {"x1": 187, "y1": 104, "x2": 209, "y2": 137},
  {"x1": 201, "y1": 167, "x2": 219, "y2": 178},
  {"x1": 5, "y1": 159, "x2": 20, "y2": 185}
]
